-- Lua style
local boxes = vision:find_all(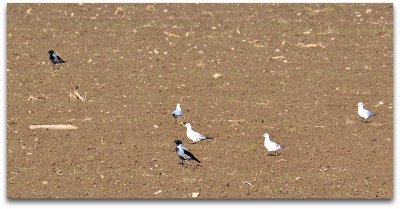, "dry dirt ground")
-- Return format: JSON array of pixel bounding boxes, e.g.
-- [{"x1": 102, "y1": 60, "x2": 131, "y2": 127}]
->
[{"x1": 7, "y1": 4, "x2": 392, "y2": 199}]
